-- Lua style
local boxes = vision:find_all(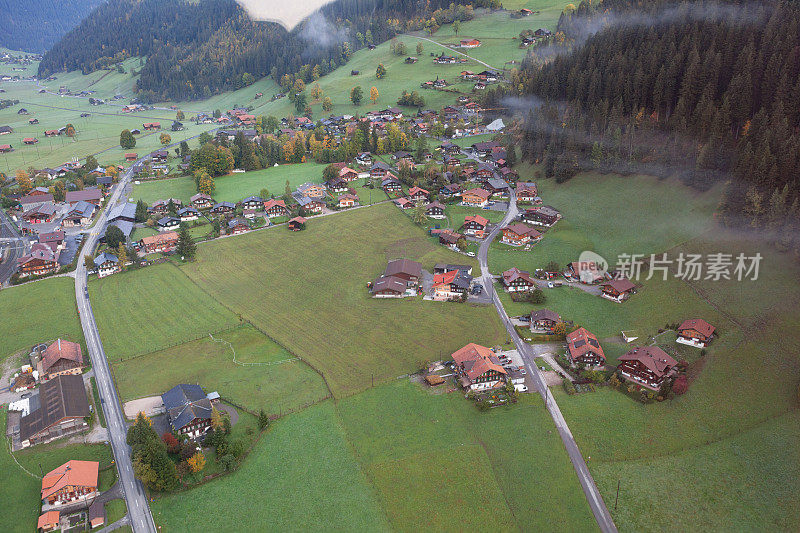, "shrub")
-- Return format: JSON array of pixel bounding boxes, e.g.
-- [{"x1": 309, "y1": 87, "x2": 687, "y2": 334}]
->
[
  {"x1": 673, "y1": 375, "x2": 689, "y2": 395},
  {"x1": 563, "y1": 381, "x2": 576, "y2": 395}
]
